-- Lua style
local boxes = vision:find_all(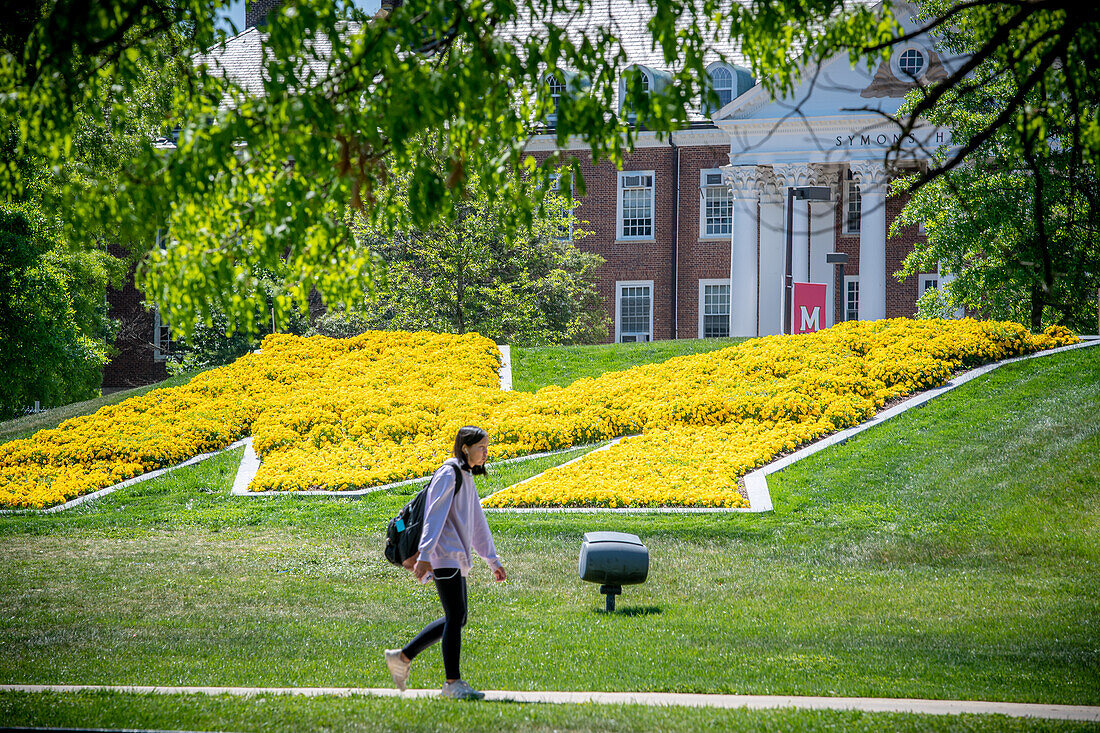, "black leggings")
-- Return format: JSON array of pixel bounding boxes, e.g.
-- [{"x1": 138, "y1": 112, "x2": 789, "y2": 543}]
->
[{"x1": 402, "y1": 568, "x2": 467, "y2": 680}]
